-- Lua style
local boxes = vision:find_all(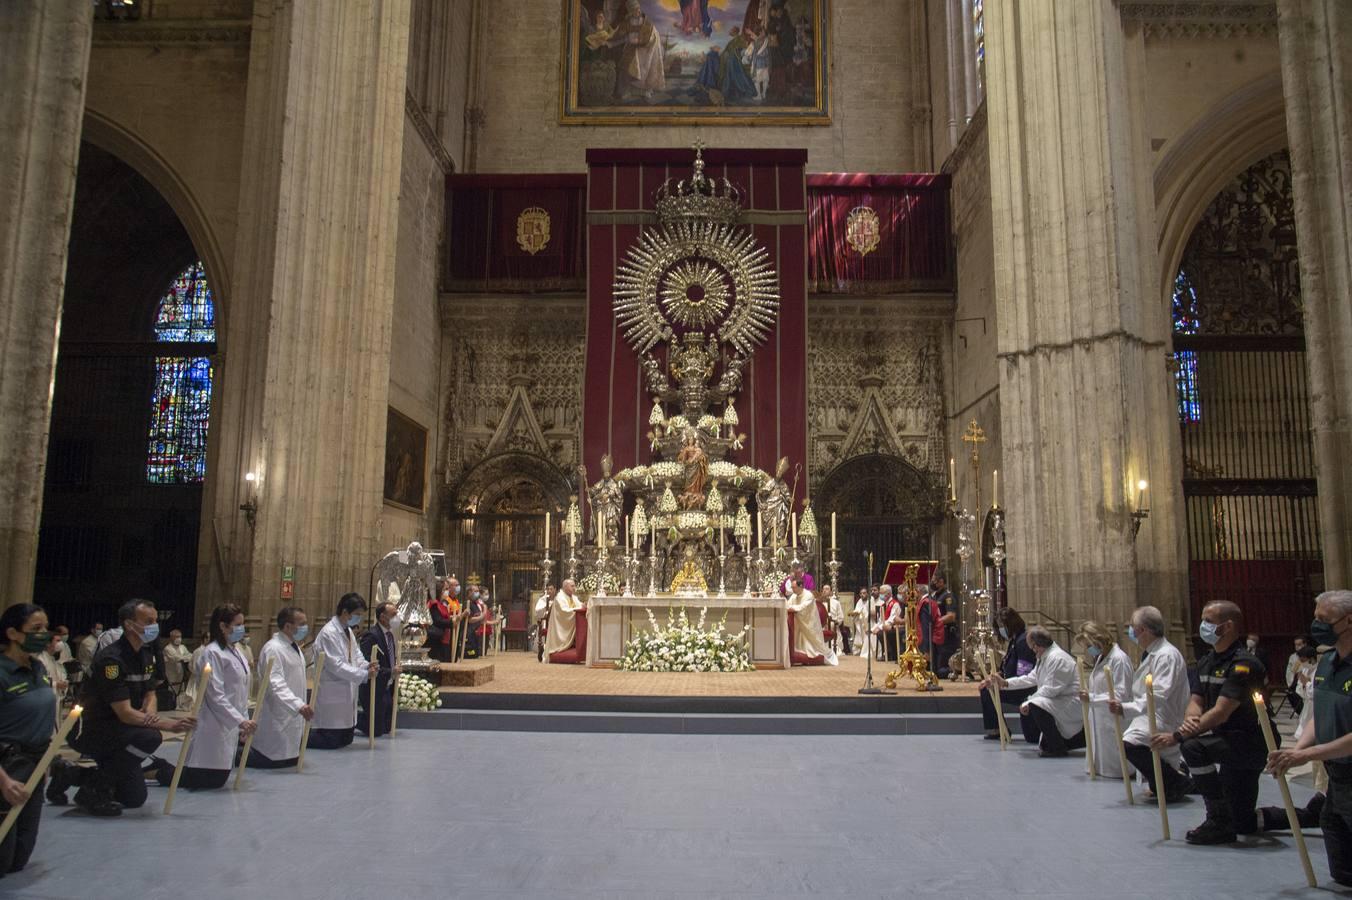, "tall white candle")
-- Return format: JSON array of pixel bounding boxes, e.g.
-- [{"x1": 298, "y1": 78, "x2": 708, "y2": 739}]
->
[
  {"x1": 757, "y1": 511, "x2": 763, "y2": 549},
  {"x1": 791, "y1": 512, "x2": 797, "y2": 547},
  {"x1": 831, "y1": 512, "x2": 837, "y2": 550},
  {"x1": 544, "y1": 512, "x2": 550, "y2": 550},
  {"x1": 993, "y1": 469, "x2": 1000, "y2": 509}
]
